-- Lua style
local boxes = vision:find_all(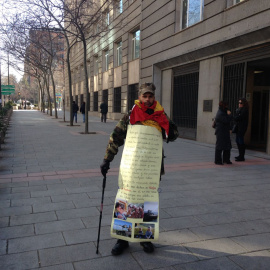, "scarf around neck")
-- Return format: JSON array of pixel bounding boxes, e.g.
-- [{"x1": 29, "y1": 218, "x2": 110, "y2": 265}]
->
[{"x1": 129, "y1": 100, "x2": 169, "y2": 137}]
